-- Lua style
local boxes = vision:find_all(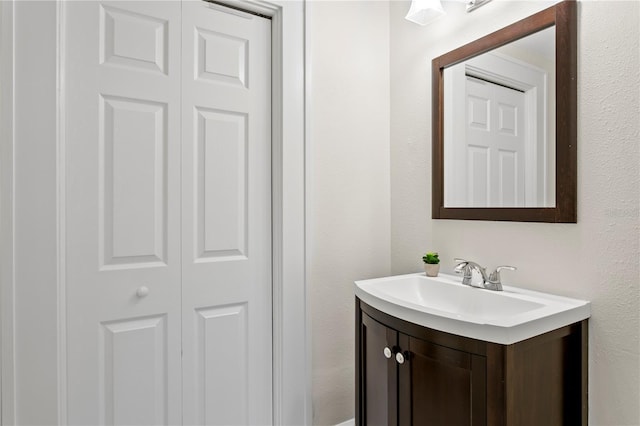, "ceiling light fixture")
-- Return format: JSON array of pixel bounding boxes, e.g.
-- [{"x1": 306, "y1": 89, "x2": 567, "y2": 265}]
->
[
  {"x1": 405, "y1": 0, "x2": 493, "y2": 26},
  {"x1": 404, "y1": 0, "x2": 446, "y2": 26}
]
